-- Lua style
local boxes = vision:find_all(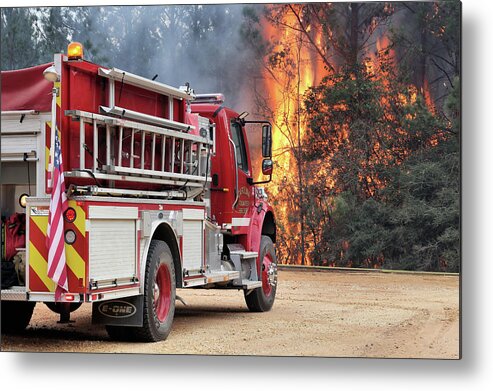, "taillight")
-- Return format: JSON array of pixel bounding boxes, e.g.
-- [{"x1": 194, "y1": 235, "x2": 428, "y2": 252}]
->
[
  {"x1": 64, "y1": 294, "x2": 75, "y2": 302},
  {"x1": 64, "y1": 207, "x2": 76, "y2": 223}
]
